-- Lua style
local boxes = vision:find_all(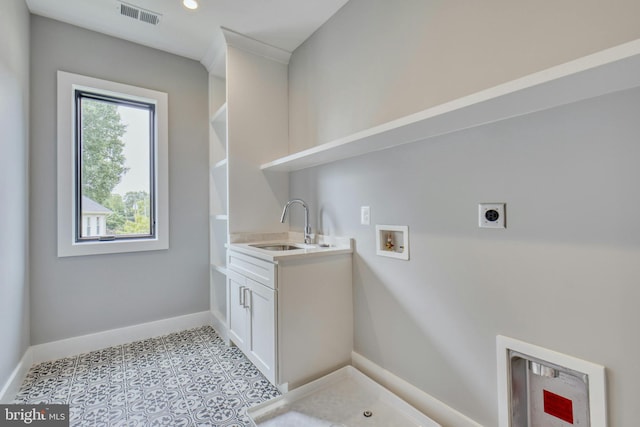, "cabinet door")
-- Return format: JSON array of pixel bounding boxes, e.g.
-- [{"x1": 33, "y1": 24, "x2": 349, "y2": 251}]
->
[
  {"x1": 246, "y1": 278, "x2": 276, "y2": 384},
  {"x1": 227, "y1": 270, "x2": 248, "y2": 350}
]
